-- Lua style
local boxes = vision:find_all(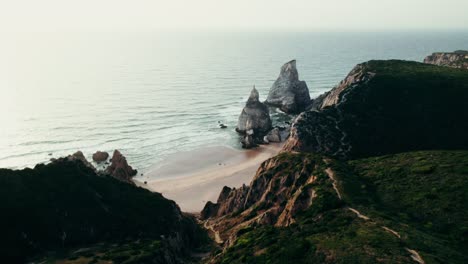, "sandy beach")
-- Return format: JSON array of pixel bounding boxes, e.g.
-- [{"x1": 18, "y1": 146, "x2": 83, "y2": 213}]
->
[{"x1": 135, "y1": 143, "x2": 283, "y2": 213}]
